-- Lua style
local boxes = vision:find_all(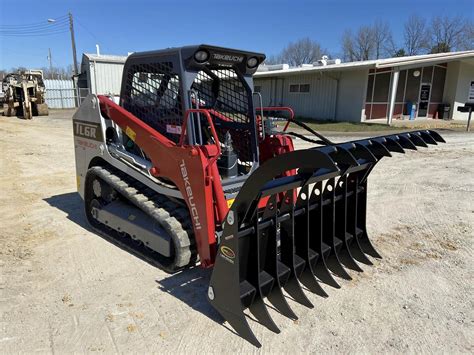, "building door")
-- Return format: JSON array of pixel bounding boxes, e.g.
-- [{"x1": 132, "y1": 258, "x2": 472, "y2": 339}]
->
[{"x1": 418, "y1": 83, "x2": 431, "y2": 117}]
